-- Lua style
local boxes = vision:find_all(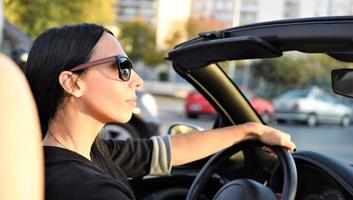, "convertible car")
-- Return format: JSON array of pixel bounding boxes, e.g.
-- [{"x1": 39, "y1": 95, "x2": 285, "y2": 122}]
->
[
  {"x1": 128, "y1": 16, "x2": 353, "y2": 200},
  {"x1": 4, "y1": 16, "x2": 353, "y2": 200}
]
